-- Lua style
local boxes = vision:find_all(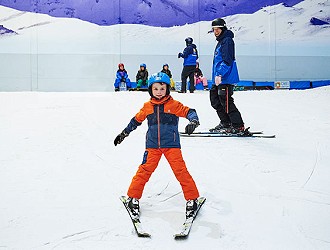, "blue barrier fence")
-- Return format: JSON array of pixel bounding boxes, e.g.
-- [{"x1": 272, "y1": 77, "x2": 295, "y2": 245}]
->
[
  {"x1": 208, "y1": 80, "x2": 330, "y2": 91},
  {"x1": 128, "y1": 80, "x2": 330, "y2": 91}
]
